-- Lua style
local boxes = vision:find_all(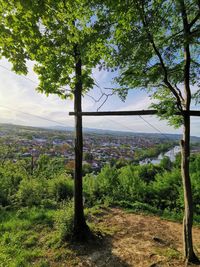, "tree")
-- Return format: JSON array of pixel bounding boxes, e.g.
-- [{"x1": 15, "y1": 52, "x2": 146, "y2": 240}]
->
[
  {"x1": 0, "y1": 0, "x2": 107, "y2": 239},
  {"x1": 102, "y1": 0, "x2": 200, "y2": 263}
]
